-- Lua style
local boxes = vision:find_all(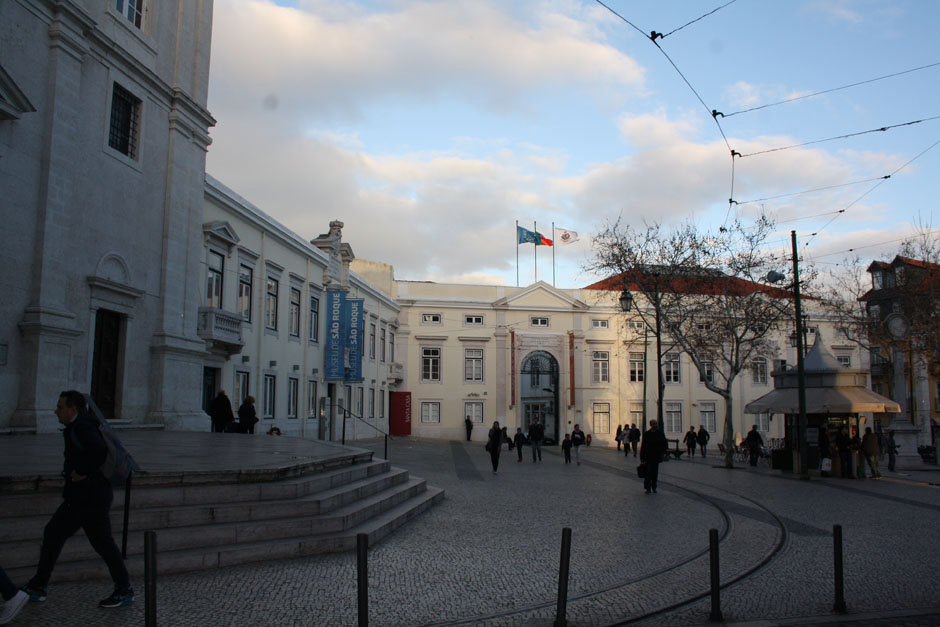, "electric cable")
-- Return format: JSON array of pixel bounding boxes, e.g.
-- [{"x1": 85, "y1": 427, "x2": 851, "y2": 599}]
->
[
  {"x1": 731, "y1": 176, "x2": 891, "y2": 206},
  {"x1": 721, "y1": 61, "x2": 940, "y2": 118},
  {"x1": 737, "y1": 115, "x2": 940, "y2": 158},
  {"x1": 661, "y1": 0, "x2": 738, "y2": 39}
]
